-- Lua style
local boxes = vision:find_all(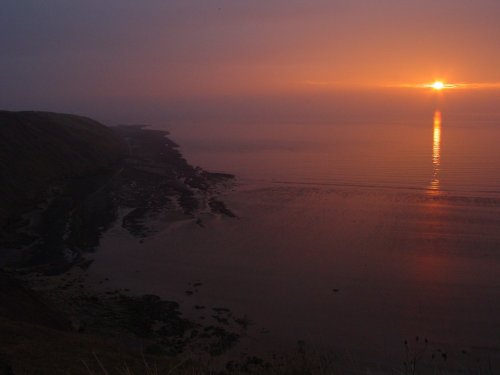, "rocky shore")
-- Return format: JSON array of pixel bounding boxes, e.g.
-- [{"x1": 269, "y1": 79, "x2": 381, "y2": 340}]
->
[{"x1": 0, "y1": 111, "x2": 250, "y2": 374}]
